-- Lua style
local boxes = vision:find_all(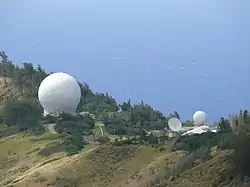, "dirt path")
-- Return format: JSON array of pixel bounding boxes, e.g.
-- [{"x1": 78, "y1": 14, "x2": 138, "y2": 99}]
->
[
  {"x1": 47, "y1": 123, "x2": 57, "y2": 134},
  {"x1": 0, "y1": 134, "x2": 16, "y2": 142}
]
